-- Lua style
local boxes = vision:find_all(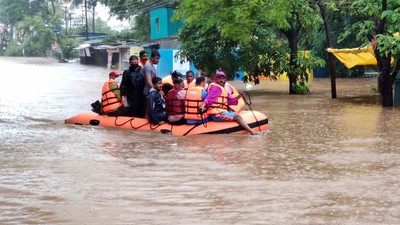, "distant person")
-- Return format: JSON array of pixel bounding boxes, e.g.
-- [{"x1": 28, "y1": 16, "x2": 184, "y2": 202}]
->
[
  {"x1": 199, "y1": 71, "x2": 258, "y2": 135},
  {"x1": 184, "y1": 70, "x2": 195, "y2": 89},
  {"x1": 185, "y1": 76, "x2": 210, "y2": 124},
  {"x1": 201, "y1": 71, "x2": 211, "y2": 90},
  {"x1": 120, "y1": 55, "x2": 146, "y2": 118},
  {"x1": 166, "y1": 75, "x2": 187, "y2": 124},
  {"x1": 147, "y1": 77, "x2": 167, "y2": 125},
  {"x1": 101, "y1": 71, "x2": 130, "y2": 116},
  {"x1": 138, "y1": 50, "x2": 148, "y2": 67},
  {"x1": 141, "y1": 50, "x2": 161, "y2": 97}
]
